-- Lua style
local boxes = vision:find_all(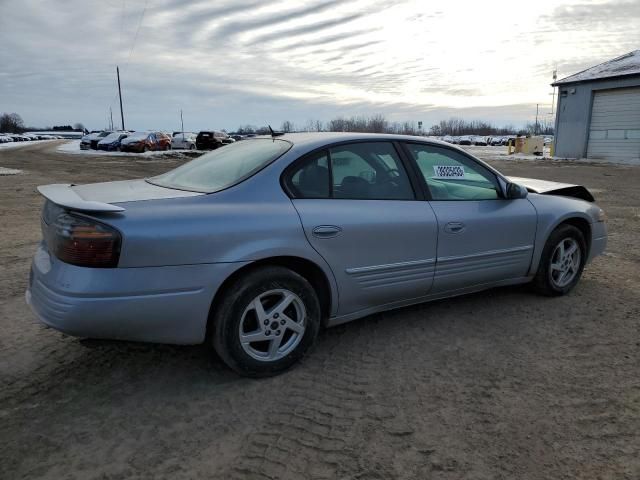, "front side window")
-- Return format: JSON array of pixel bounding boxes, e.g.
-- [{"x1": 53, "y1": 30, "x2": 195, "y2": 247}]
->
[
  {"x1": 148, "y1": 139, "x2": 291, "y2": 193},
  {"x1": 405, "y1": 144, "x2": 500, "y2": 200},
  {"x1": 286, "y1": 142, "x2": 414, "y2": 200}
]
